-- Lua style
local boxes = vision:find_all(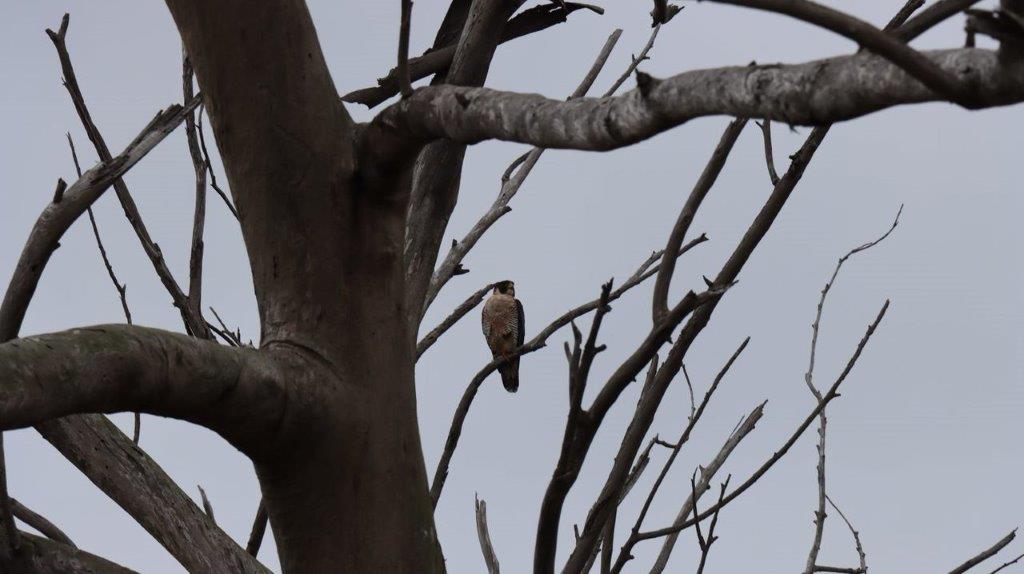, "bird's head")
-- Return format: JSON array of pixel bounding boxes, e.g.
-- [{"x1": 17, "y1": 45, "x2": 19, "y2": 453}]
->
[{"x1": 494, "y1": 280, "x2": 516, "y2": 297}]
